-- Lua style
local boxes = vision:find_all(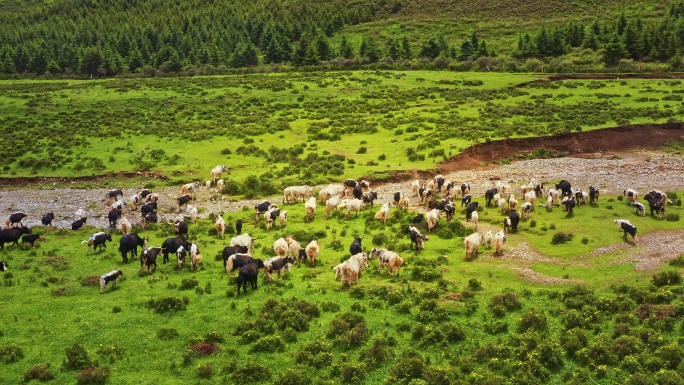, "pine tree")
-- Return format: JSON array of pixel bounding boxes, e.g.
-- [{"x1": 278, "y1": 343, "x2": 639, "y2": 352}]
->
[
  {"x1": 264, "y1": 35, "x2": 282, "y2": 64},
  {"x1": 401, "y1": 36, "x2": 412, "y2": 59},
  {"x1": 302, "y1": 43, "x2": 319, "y2": 65},
  {"x1": 582, "y1": 27, "x2": 599, "y2": 50},
  {"x1": 79, "y1": 46, "x2": 102, "y2": 75},
  {"x1": 622, "y1": 22, "x2": 641, "y2": 60},
  {"x1": 29, "y1": 46, "x2": 49, "y2": 74},
  {"x1": 167, "y1": 49, "x2": 184, "y2": 72},
  {"x1": 419, "y1": 38, "x2": 440, "y2": 59},
  {"x1": 339, "y1": 35, "x2": 354, "y2": 59},
  {"x1": 477, "y1": 40, "x2": 489, "y2": 58},
  {"x1": 458, "y1": 39, "x2": 474, "y2": 61},
  {"x1": 364, "y1": 37, "x2": 382, "y2": 62},
  {"x1": 47, "y1": 59, "x2": 61, "y2": 74},
  {"x1": 128, "y1": 47, "x2": 144, "y2": 72},
  {"x1": 387, "y1": 38, "x2": 401, "y2": 60},
  {"x1": 315, "y1": 34, "x2": 332, "y2": 61},
  {"x1": 602, "y1": 32, "x2": 627, "y2": 66},
  {"x1": 471, "y1": 31, "x2": 479, "y2": 52}
]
